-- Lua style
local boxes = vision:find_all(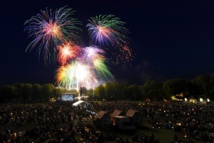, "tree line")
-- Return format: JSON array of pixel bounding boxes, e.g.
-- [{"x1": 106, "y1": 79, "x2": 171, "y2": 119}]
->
[
  {"x1": 93, "y1": 74, "x2": 214, "y2": 101},
  {"x1": 0, "y1": 83, "x2": 74, "y2": 103},
  {"x1": 0, "y1": 74, "x2": 214, "y2": 102}
]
